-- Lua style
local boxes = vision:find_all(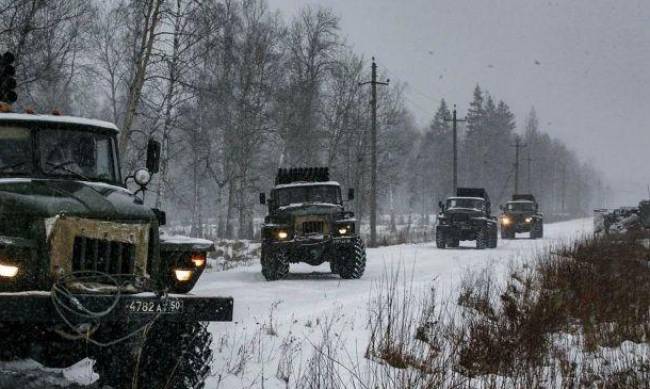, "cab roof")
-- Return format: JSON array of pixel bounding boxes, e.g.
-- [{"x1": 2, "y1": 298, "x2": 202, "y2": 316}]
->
[
  {"x1": 274, "y1": 181, "x2": 341, "y2": 190},
  {"x1": 0, "y1": 113, "x2": 119, "y2": 132},
  {"x1": 447, "y1": 196, "x2": 485, "y2": 201}
]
